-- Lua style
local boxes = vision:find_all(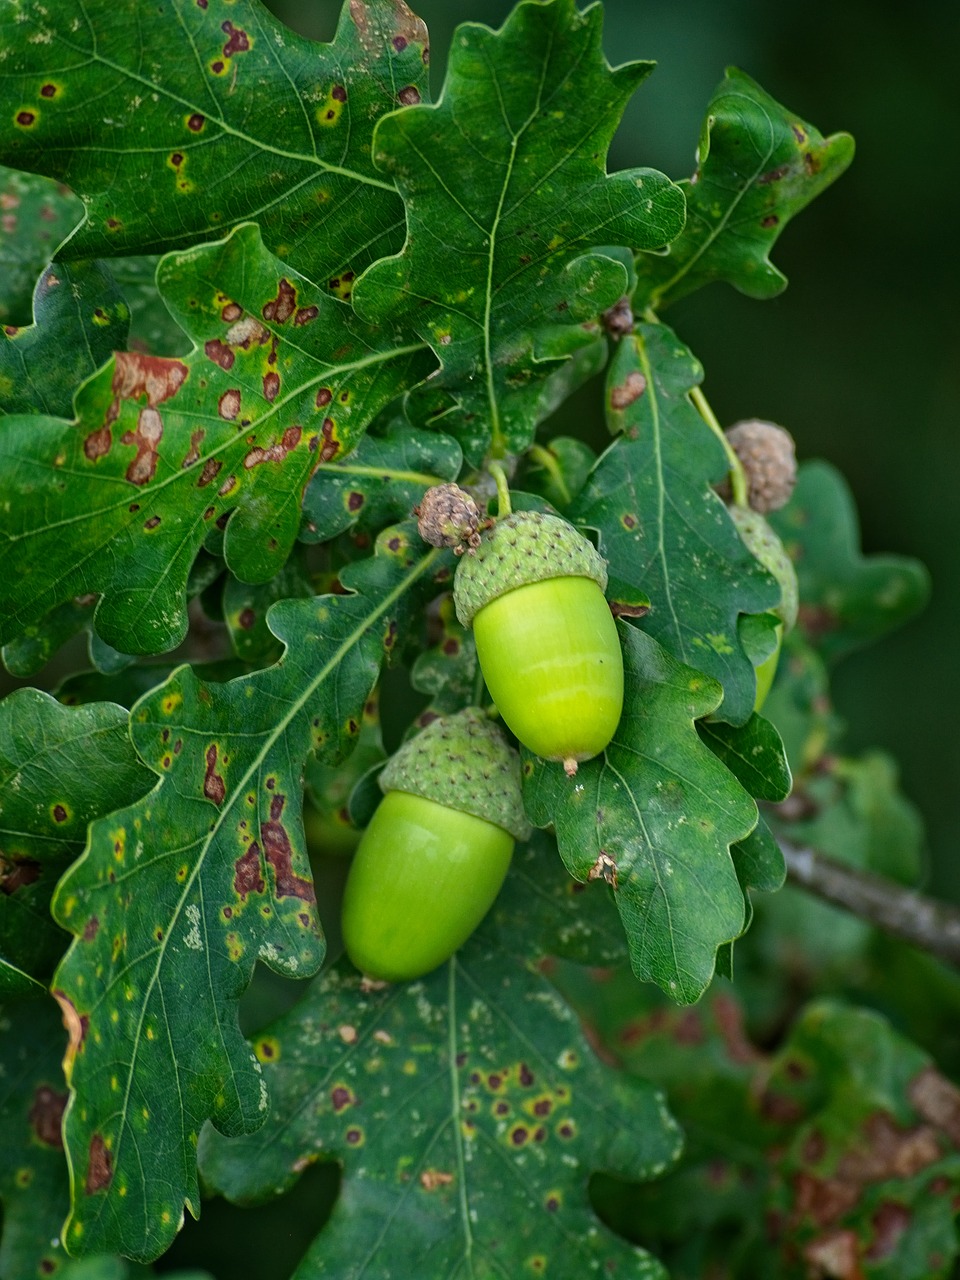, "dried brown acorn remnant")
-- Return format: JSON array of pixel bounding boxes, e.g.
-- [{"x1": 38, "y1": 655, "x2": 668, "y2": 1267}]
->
[
  {"x1": 722, "y1": 419, "x2": 797, "y2": 513},
  {"x1": 415, "y1": 482, "x2": 483, "y2": 554}
]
